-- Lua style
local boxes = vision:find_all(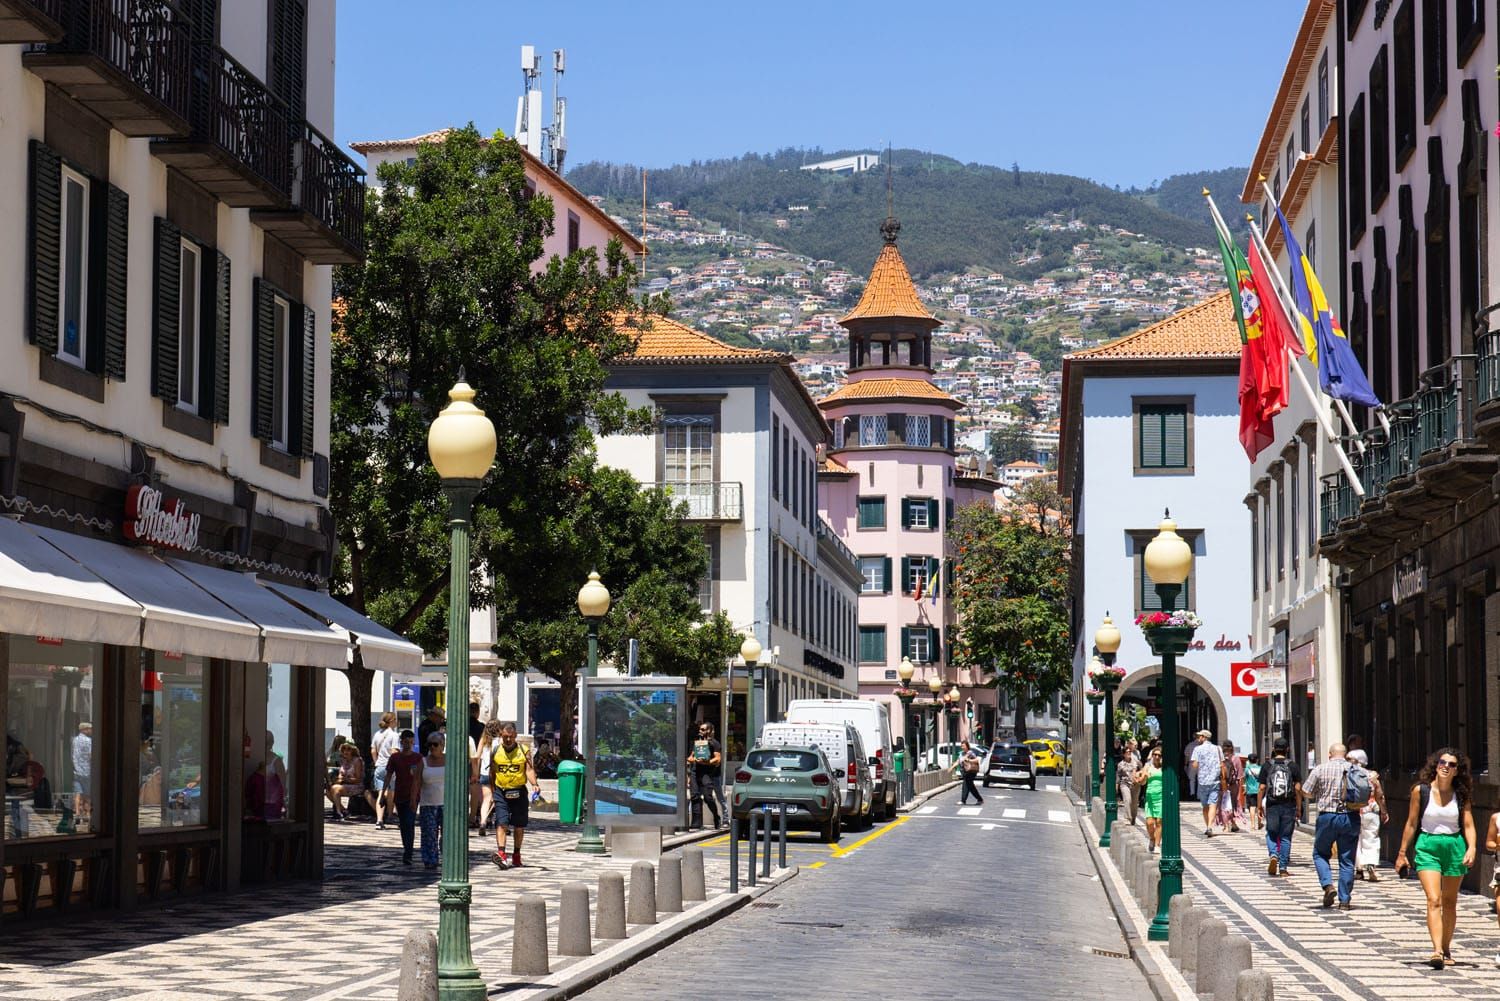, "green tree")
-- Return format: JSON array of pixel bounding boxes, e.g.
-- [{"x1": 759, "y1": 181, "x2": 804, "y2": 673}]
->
[
  {"x1": 989, "y1": 422, "x2": 1035, "y2": 466},
  {"x1": 949, "y1": 503, "x2": 1072, "y2": 743}
]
